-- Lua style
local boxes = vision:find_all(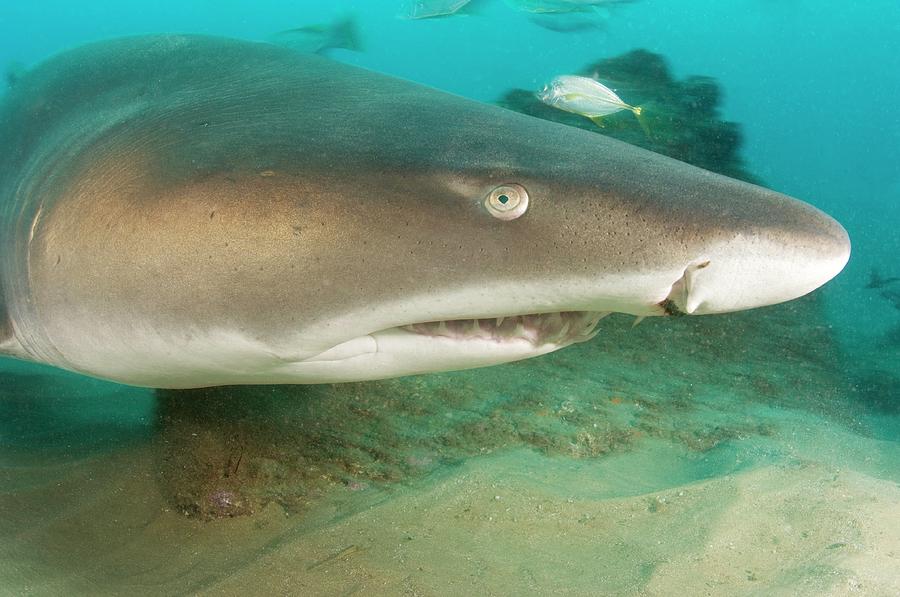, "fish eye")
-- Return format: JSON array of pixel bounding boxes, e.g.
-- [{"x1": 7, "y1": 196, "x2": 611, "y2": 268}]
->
[{"x1": 485, "y1": 184, "x2": 529, "y2": 220}]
